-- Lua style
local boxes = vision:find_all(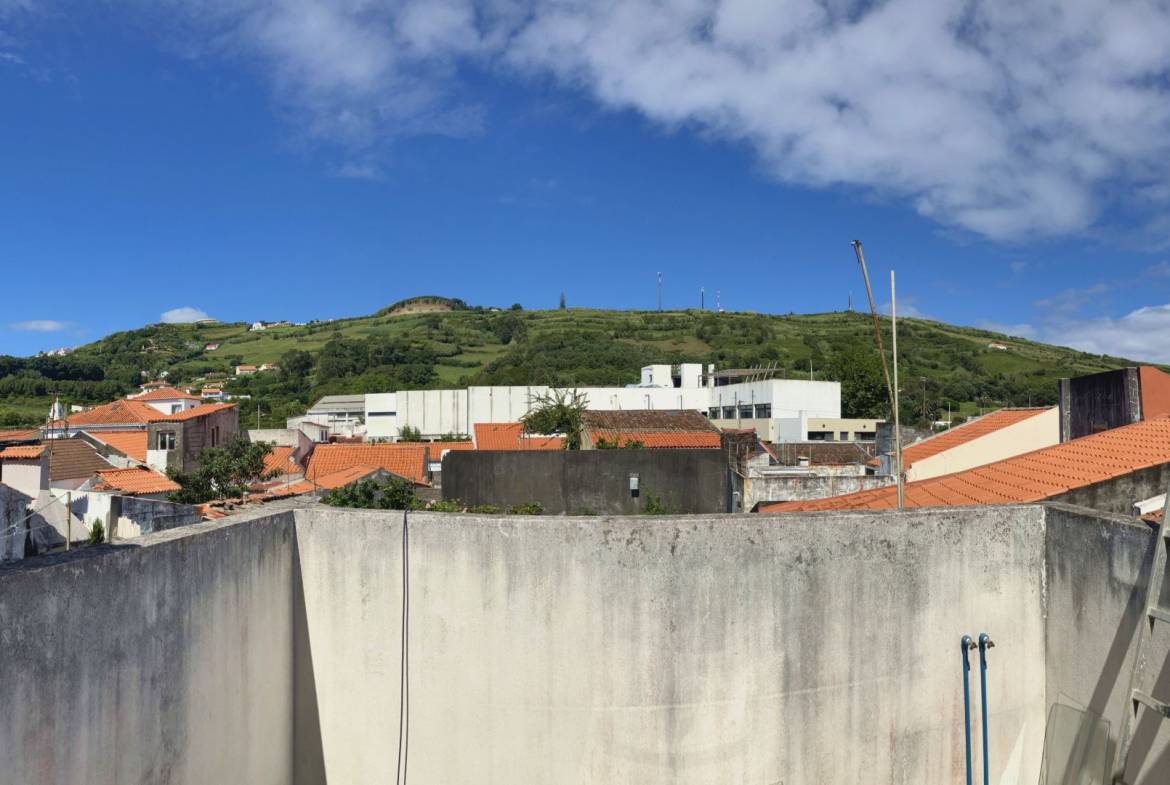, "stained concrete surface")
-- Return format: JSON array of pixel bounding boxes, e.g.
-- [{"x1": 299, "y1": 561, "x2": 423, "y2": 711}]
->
[{"x1": 0, "y1": 501, "x2": 1167, "y2": 784}]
